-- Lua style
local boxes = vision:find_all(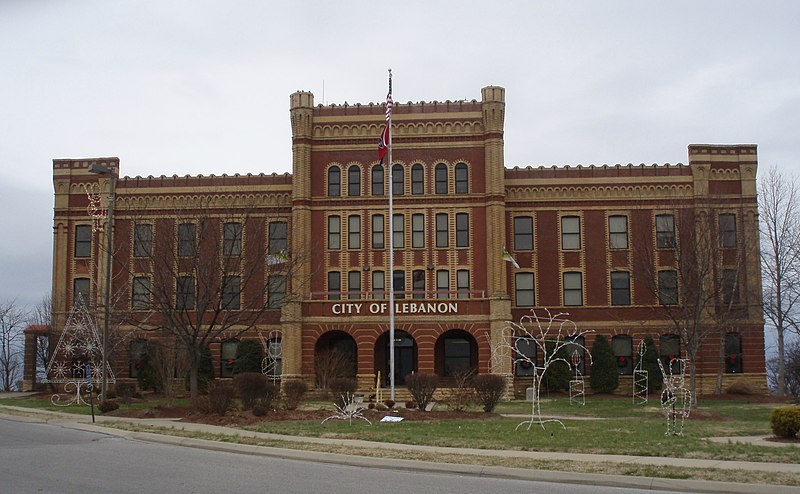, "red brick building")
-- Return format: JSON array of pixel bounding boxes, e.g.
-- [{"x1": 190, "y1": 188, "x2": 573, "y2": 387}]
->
[{"x1": 24, "y1": 85, "x2": 765, "y2": 395}]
